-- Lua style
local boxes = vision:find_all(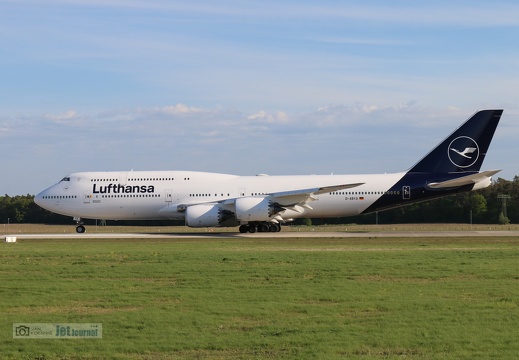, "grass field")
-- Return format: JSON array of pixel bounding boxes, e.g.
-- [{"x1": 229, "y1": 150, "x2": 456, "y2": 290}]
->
[{"x1": 1, "y1": 233, "x2": 519, "y2": 359}]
